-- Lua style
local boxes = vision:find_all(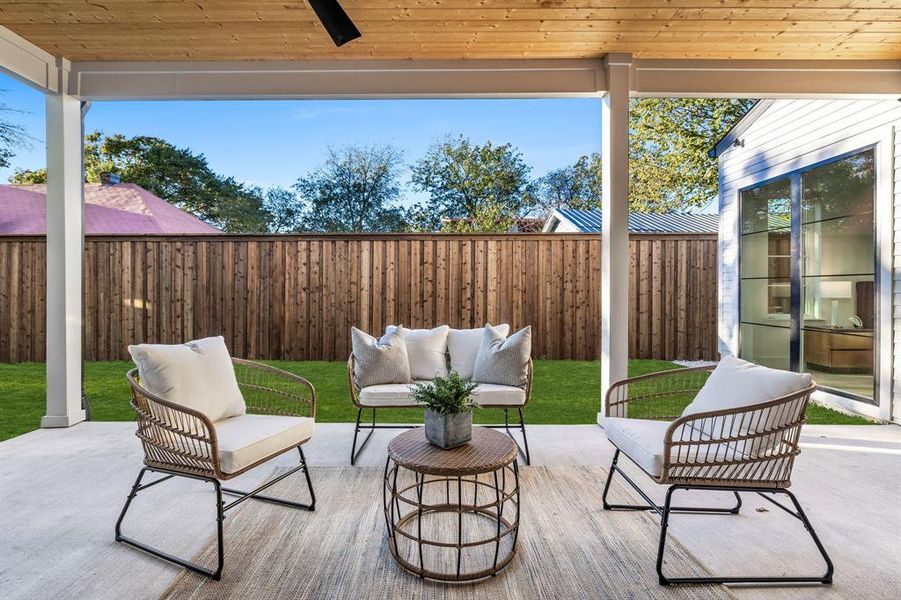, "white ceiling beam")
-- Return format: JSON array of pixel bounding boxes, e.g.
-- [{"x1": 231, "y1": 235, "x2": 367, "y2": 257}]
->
[
  {"x1": 633, "y1": 59, "x2": 901, "y2": 99},
  {"x1": 68, "y1": 59, "x2": 607, "y2": 101},
  {"x1": 66, "y1": 57, "x2": 901, "y2": 101},
  {"x1": 0, "y1": 25, "x2": 63, "y2": 94}
]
